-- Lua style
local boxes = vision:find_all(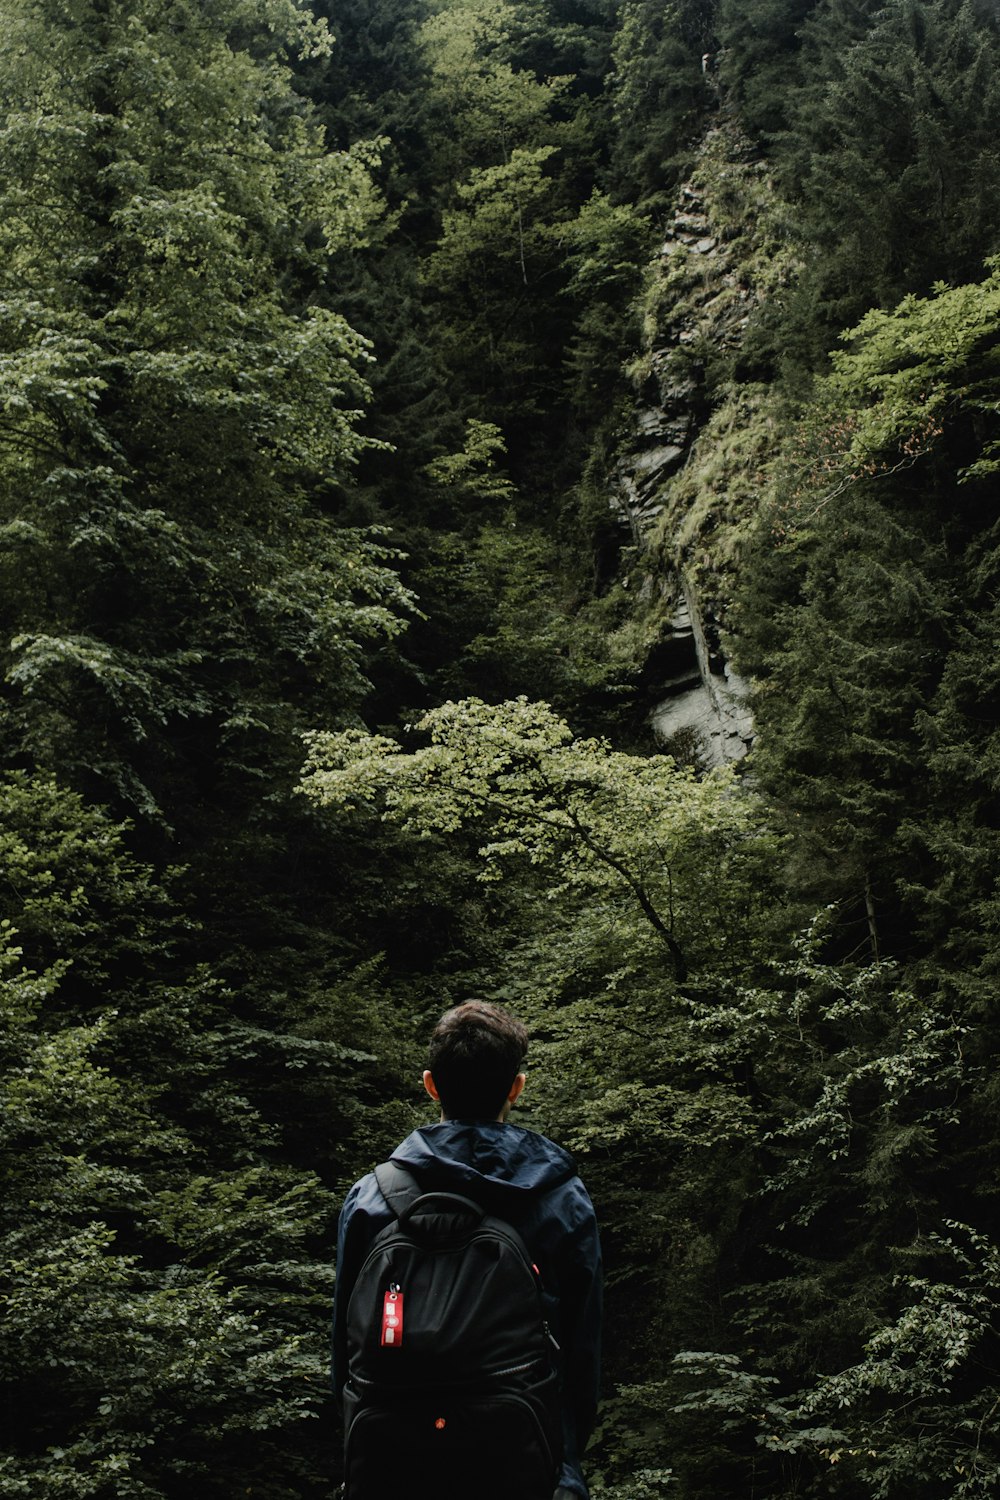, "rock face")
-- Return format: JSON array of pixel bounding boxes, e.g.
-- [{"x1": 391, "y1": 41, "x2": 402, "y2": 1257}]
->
[
  {"x1": 610, "y1": 122, "x2": 795, "y2": 766},
  {"x1": 649, "y1": 584, "x2": 752, "y2": 765}
]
